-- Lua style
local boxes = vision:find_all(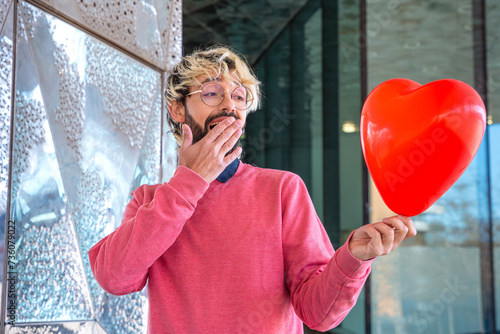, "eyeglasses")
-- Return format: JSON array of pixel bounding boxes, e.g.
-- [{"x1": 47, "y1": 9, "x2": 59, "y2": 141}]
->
[{"x1": 187, "y1": 82, "x2": 253, "y2": 110}]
